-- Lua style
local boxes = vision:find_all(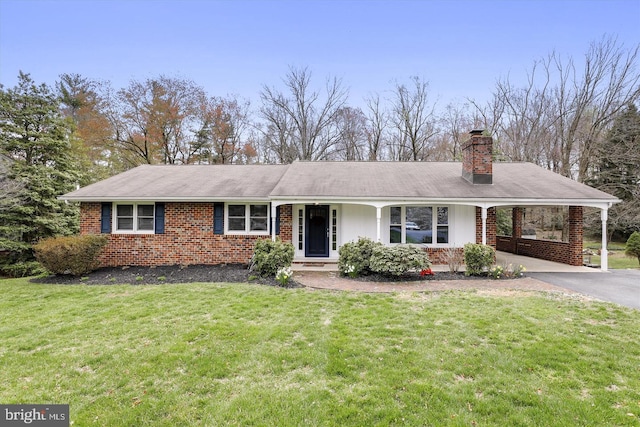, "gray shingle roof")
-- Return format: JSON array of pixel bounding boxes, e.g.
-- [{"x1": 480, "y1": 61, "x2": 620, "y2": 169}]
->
[
  {"x1": 61, "y1": 161, "x2": 618, "y2": 203},
  {"x1": 63, "y1": 164, "x2": 289, "y2": 200}
]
